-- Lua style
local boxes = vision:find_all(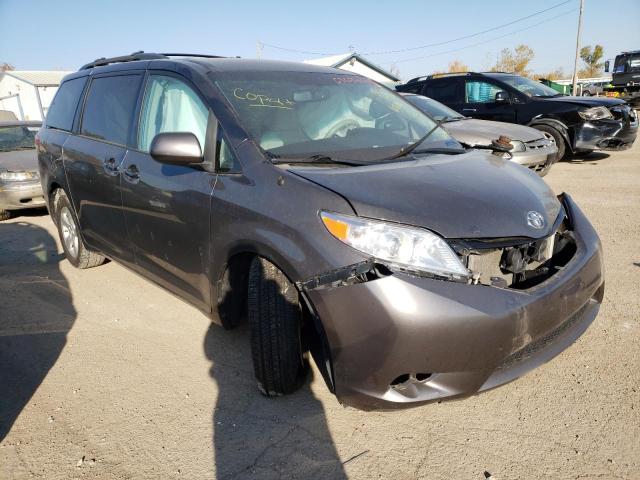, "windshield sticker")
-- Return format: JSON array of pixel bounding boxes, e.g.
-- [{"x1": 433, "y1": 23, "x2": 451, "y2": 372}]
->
[
  {"x1": 232, "y1": 88, "x2": 295, "y2": 109},
  {"x1": 332, "y1": 76, "x2": 372, "y2": 85}
]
